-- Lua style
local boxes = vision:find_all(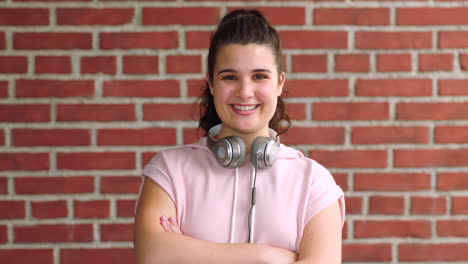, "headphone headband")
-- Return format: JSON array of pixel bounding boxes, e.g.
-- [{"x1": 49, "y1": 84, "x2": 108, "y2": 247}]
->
[{"x1": 207, "y1": 124, "x2": 280, "y2": 169}]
